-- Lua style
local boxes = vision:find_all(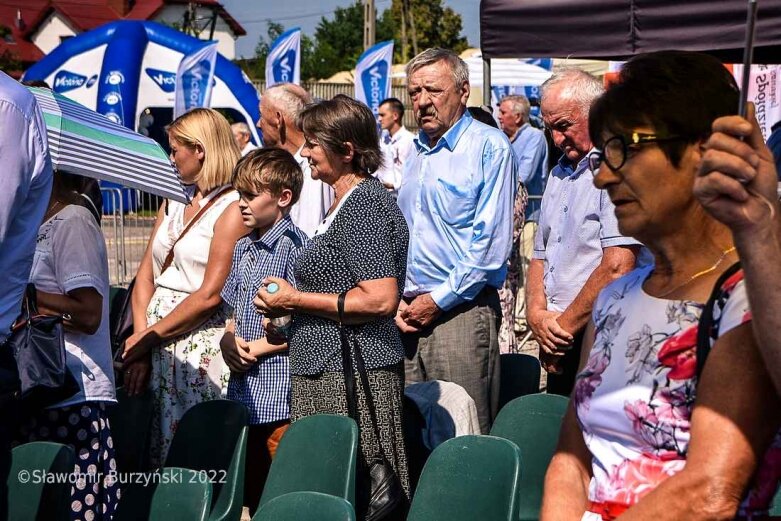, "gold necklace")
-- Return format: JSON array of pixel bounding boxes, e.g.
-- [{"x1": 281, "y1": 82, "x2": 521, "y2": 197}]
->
[{"x1": 654, "y1": 246, "x2": 737, "y2": 298}]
